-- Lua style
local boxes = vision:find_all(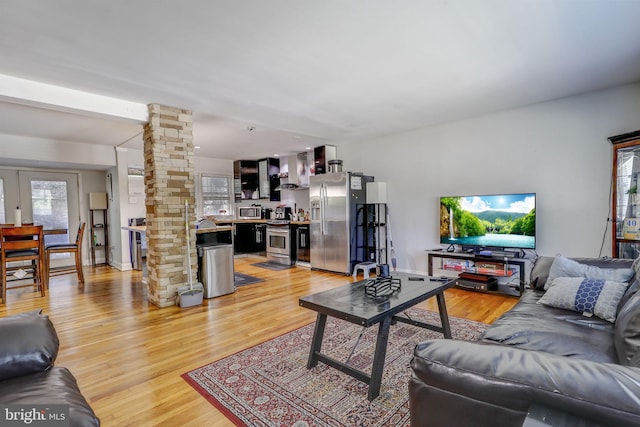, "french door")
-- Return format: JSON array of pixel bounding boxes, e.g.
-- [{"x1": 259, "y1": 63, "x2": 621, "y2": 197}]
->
[{"x1": 0, "y1": 169, "x2": 80, "y2": 267}]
